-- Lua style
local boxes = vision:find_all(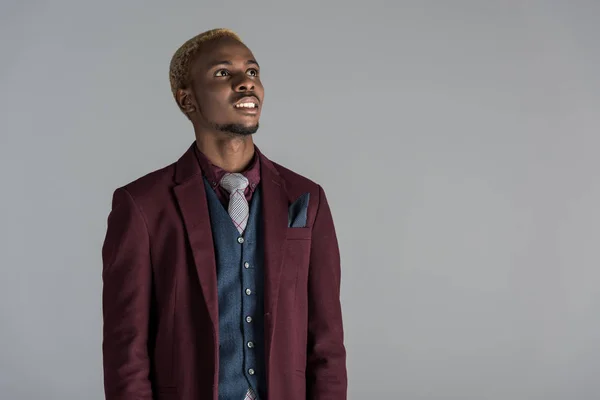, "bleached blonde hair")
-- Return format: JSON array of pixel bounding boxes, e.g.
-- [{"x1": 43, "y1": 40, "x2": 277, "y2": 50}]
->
[{"x1": 169, "y1": 28, "x2": 242, "y2": 108}]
